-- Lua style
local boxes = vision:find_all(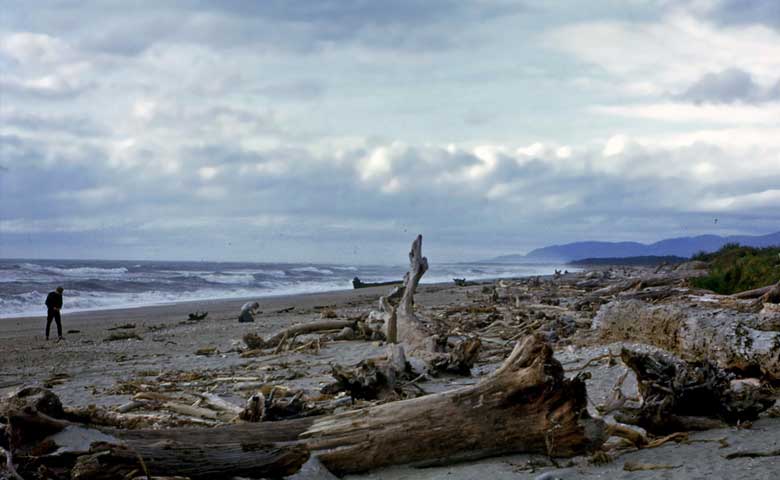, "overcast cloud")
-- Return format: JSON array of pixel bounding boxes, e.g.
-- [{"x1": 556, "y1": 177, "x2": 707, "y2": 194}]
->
[{"x1": 1, "y1": 1, "x2": 779, "y2": 263}]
